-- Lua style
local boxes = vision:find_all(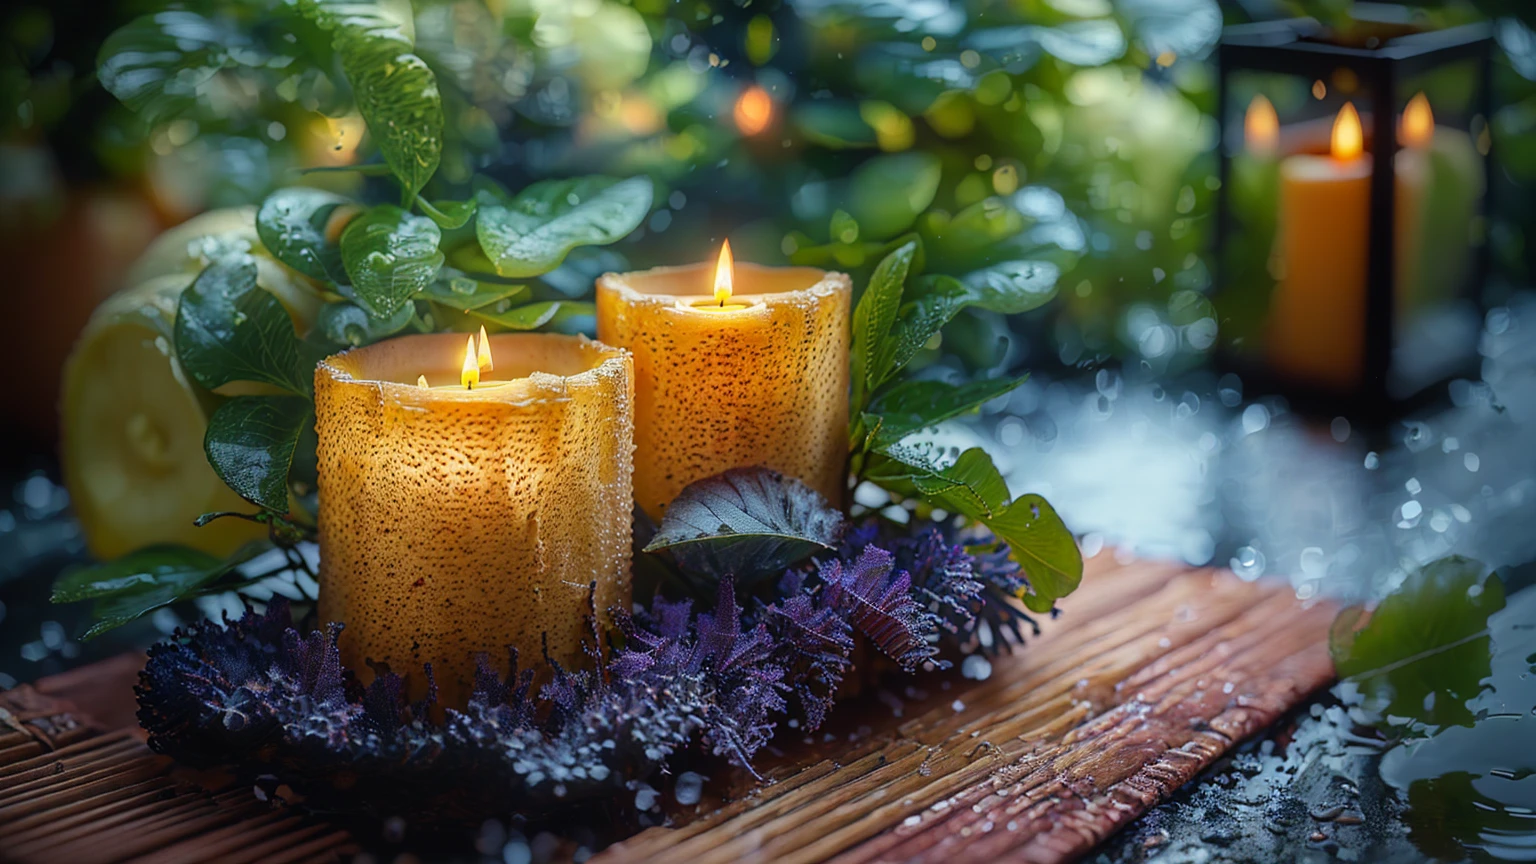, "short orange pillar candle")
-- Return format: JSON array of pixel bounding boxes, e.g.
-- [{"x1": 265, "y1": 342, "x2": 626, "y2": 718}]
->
[
  {"x1": 596, "y1": 245, "x2": 851, "y2": 519},
  {"x1": 314, "y1": 332, "x2": 633, "y2": 706}
]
